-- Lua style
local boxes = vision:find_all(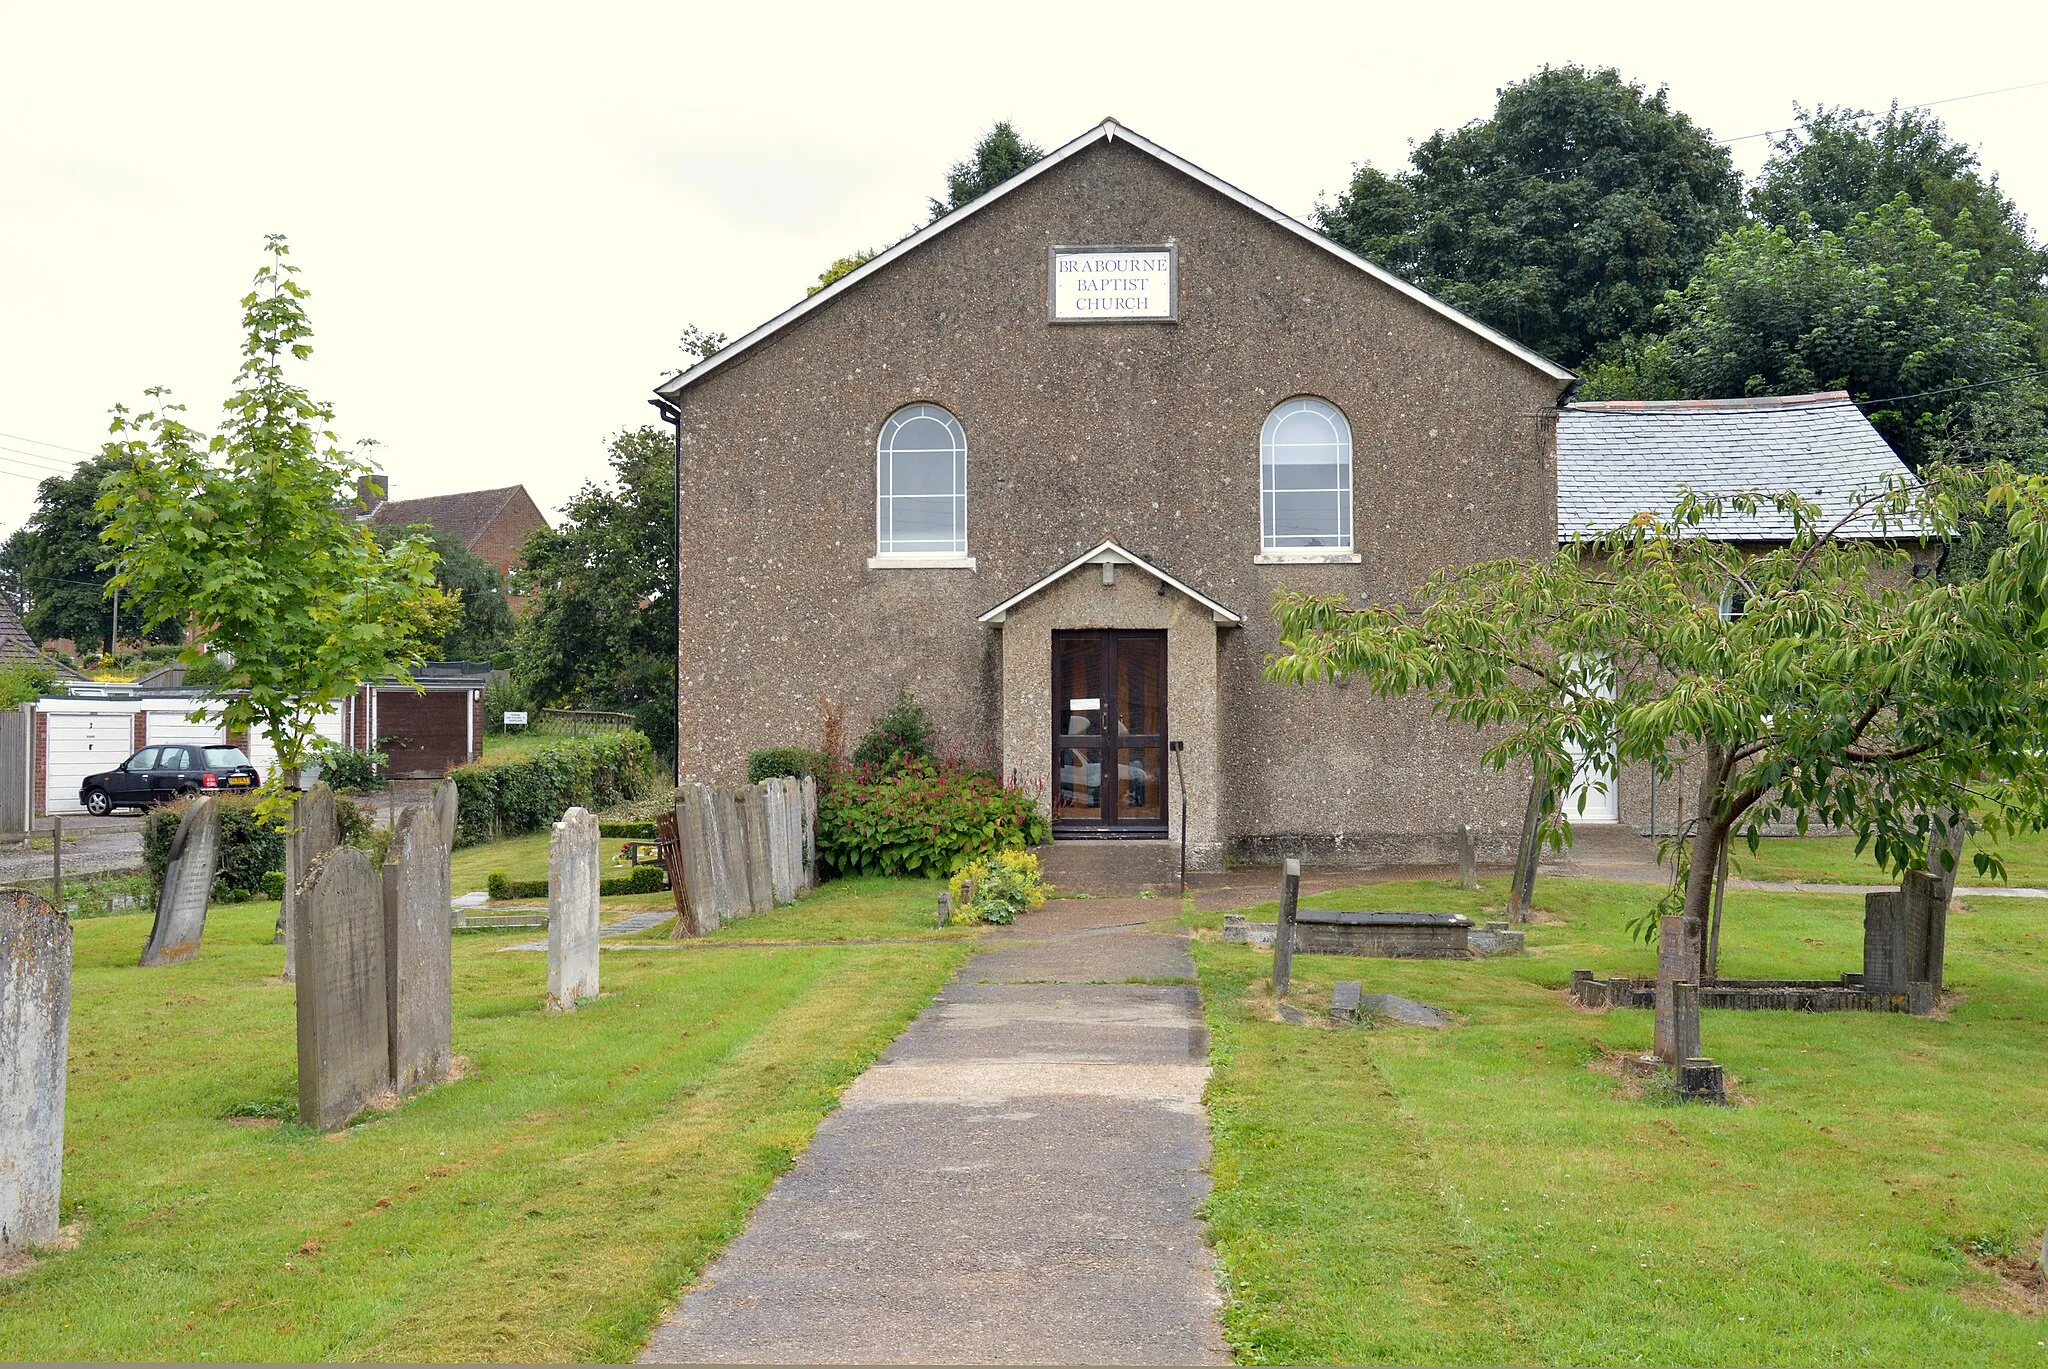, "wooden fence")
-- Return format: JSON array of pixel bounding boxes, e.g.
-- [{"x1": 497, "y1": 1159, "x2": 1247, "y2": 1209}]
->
[
  {"x1": 536, "y1": 708, "x2": 637, "y2": 736},
  {"x1": 658, "y1": 776, "x2": 817, "y2": 936}
]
